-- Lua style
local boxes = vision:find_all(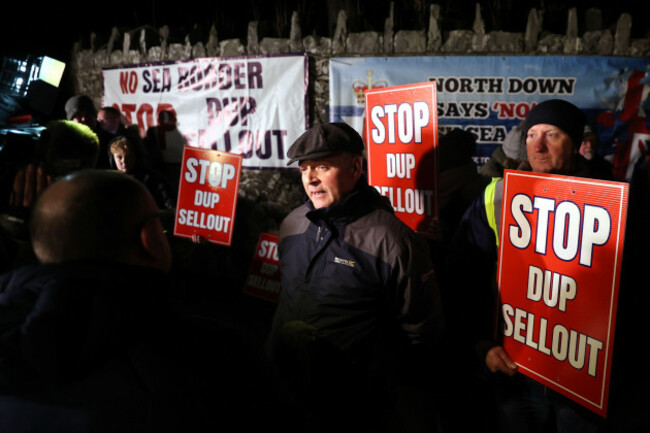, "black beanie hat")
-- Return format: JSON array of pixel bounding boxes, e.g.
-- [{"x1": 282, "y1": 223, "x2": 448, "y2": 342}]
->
[{"x1": 523, "y1": 99, "x2": 586, "y2": 148}]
